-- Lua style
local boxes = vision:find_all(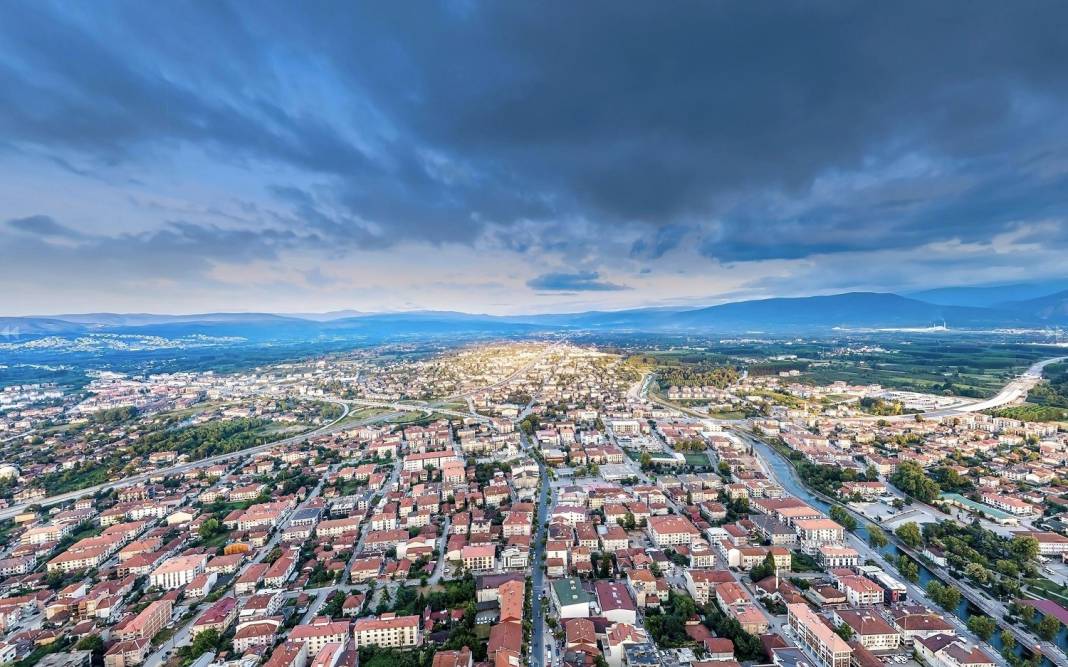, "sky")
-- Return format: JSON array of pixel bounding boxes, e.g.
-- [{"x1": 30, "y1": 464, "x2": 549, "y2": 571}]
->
[{"x1": 3, "y1": 2, "x2": 1068, "y2": 316}]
